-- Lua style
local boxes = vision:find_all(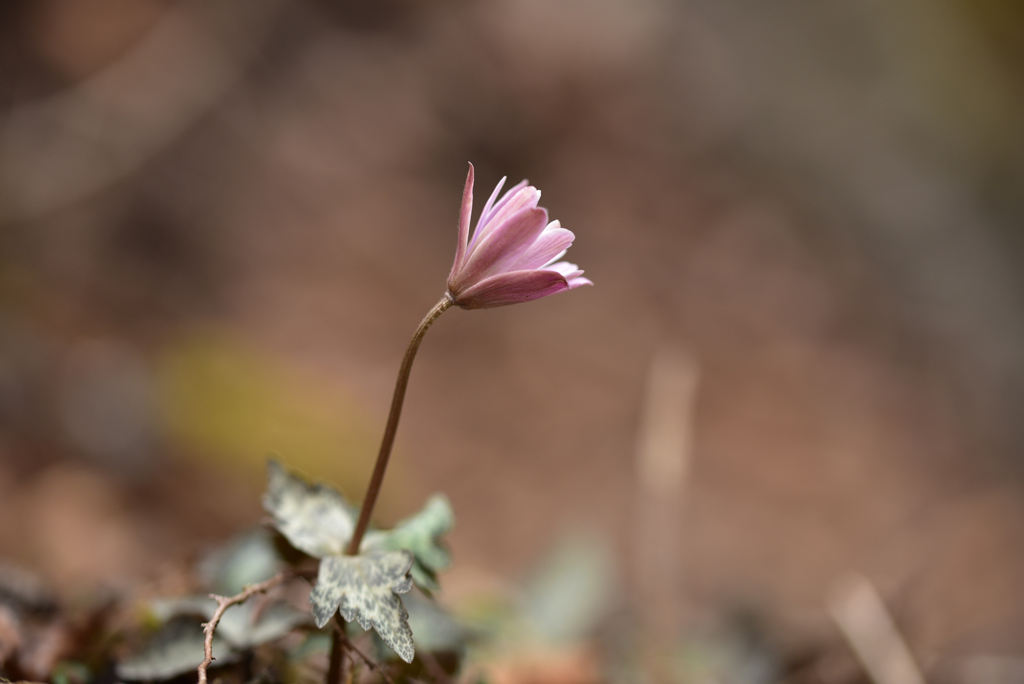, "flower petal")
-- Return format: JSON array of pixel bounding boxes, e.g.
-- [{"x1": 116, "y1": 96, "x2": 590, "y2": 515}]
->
[
  {"x1": 567, "y1": 275, "x2": 593, "y2": 289},
  {"x1": 450, "y1": 206, "x2": 548, "y2": 292},
  {"x1": 508, "y1": 222, "x2": 575, "y2": 271},
  {"x1": 475, "y1": 176, "x2": 507, "y2": 239},
  {"x1": 453, "y1": 269, "x2": 571, "y2": 309},
  {"x1": 448, "y1": 163, "x2": 474, "y2": 282},
  {"x1": 471, "y1": 183, "x2": 538, "y2": 247},
  {"x1": 544, "y1": 261, "x2": 591, "y2": 288},
  {"x1": 544, "y1": 261, "x2": 582, "y2": 278}
]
